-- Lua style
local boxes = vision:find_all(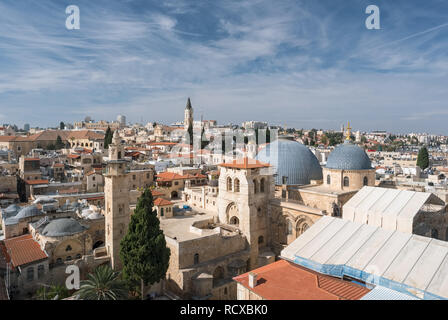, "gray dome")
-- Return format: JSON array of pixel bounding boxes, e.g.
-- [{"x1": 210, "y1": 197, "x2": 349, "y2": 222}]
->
[
  {"x1": 256, "y1": 139, "x2": 322, "y2": 185},
  {"x1": 15, "y1": 205, "x2": 43, "y2": 219},
  {"x1": 4, "y1": 204, "x2": 20, "y2": 215},
  {"x1": 41, "y1": 218, "x2": 87, "y2": 237},
  {"x1": 326, "y1": 141, "x2": 372, "y2": 170}
]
